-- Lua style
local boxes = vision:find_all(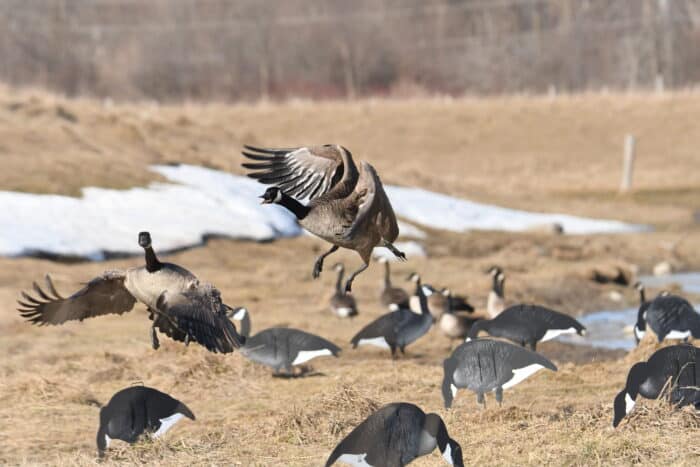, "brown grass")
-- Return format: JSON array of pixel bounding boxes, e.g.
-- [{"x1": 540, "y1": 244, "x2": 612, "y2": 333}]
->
[{"x1": 2, "y1": 89, "x2": 700, "y2": 465}]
